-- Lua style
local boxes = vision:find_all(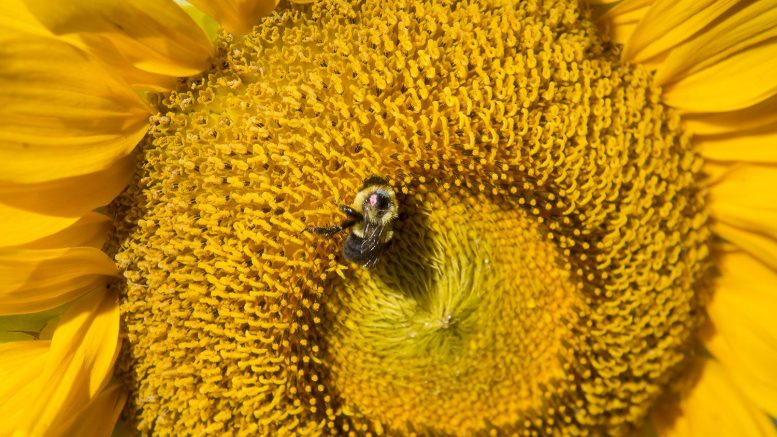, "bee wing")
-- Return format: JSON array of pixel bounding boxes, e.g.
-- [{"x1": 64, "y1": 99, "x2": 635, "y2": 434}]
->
[
  {"x1": 360, "y1": 219, "x2": 384, "y2": 253},
  {"x1": 362, "y1": 254, "x2": 380, "y2": 269}
]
